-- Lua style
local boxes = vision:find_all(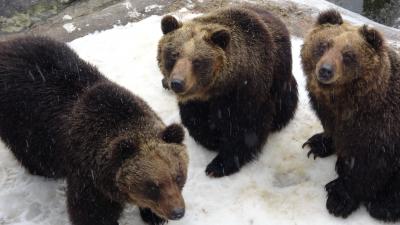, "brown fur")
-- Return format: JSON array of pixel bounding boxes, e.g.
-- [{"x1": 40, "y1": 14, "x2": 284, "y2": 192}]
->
[
  {"x1": 66, "y1": 82, "x2": 189, "y2": 224},
  {"x1": 116, "y1": 141, "x2": 188, "y2": 217},
  {"x1": 301, "y1": 17, "x2": 390, "y2": 134},
  {"x1": 158, "y1": 19, "x2": 230, "y2": 102},
  {"x1": 301, "y1": 10, "x2": 400, "y2": 222},
  {"x1": 0, "y1": 36, "x2": 188, "y2": 225},
  {"x1": 157, "y1": 5, "x2": 298, "y2": 177}
]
